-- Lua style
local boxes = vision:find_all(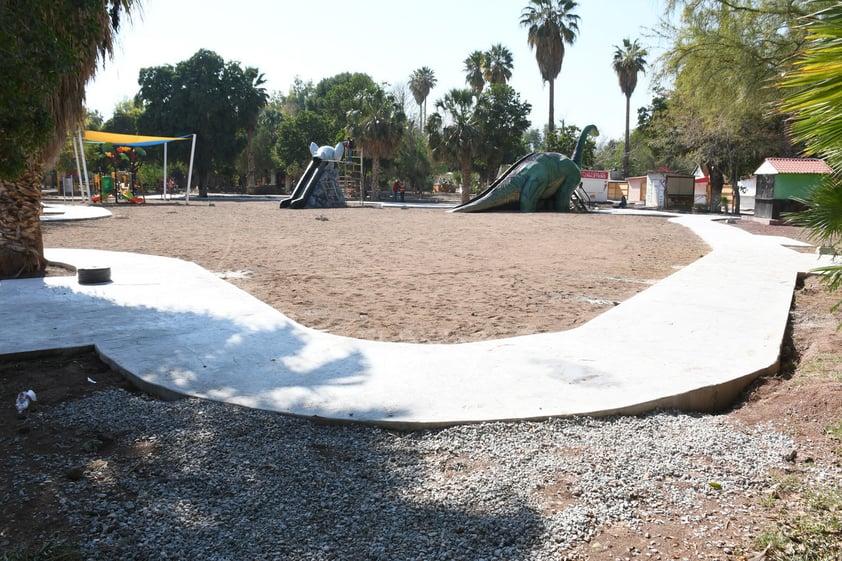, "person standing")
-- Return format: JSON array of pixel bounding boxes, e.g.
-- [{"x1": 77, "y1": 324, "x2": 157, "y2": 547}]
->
[
  {"x1": 399, "y1": 182, "x2": 406, "y2": 202},
  {"x1": 392, "y1": 180, "x2": 399, "y2": 201}
]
